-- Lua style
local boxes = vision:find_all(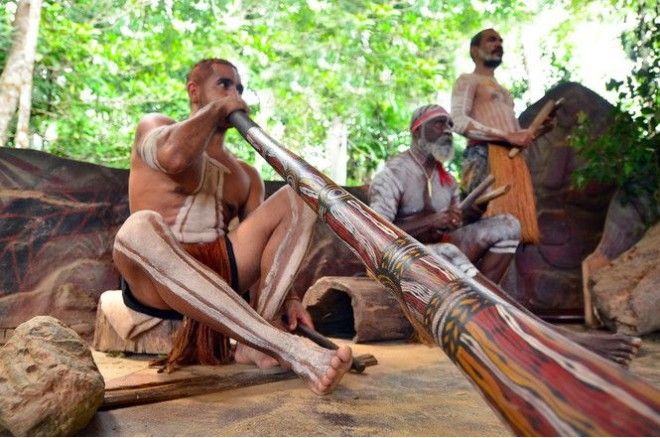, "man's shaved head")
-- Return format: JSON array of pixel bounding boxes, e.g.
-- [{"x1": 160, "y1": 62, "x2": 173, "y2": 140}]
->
[
  {"x1": 470, "y1": 28, "x2": 494, "y2": 49},
  {"x1": 187, "y1": 58, "x2": 237, "y2": 85}
]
